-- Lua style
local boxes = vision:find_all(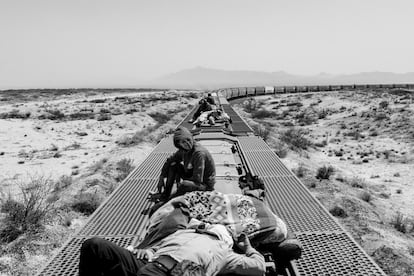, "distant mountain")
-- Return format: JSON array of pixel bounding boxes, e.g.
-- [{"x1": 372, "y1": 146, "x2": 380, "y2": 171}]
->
[{"x1": 146, "y1": 67, "x2": 414, "y2": 89}]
